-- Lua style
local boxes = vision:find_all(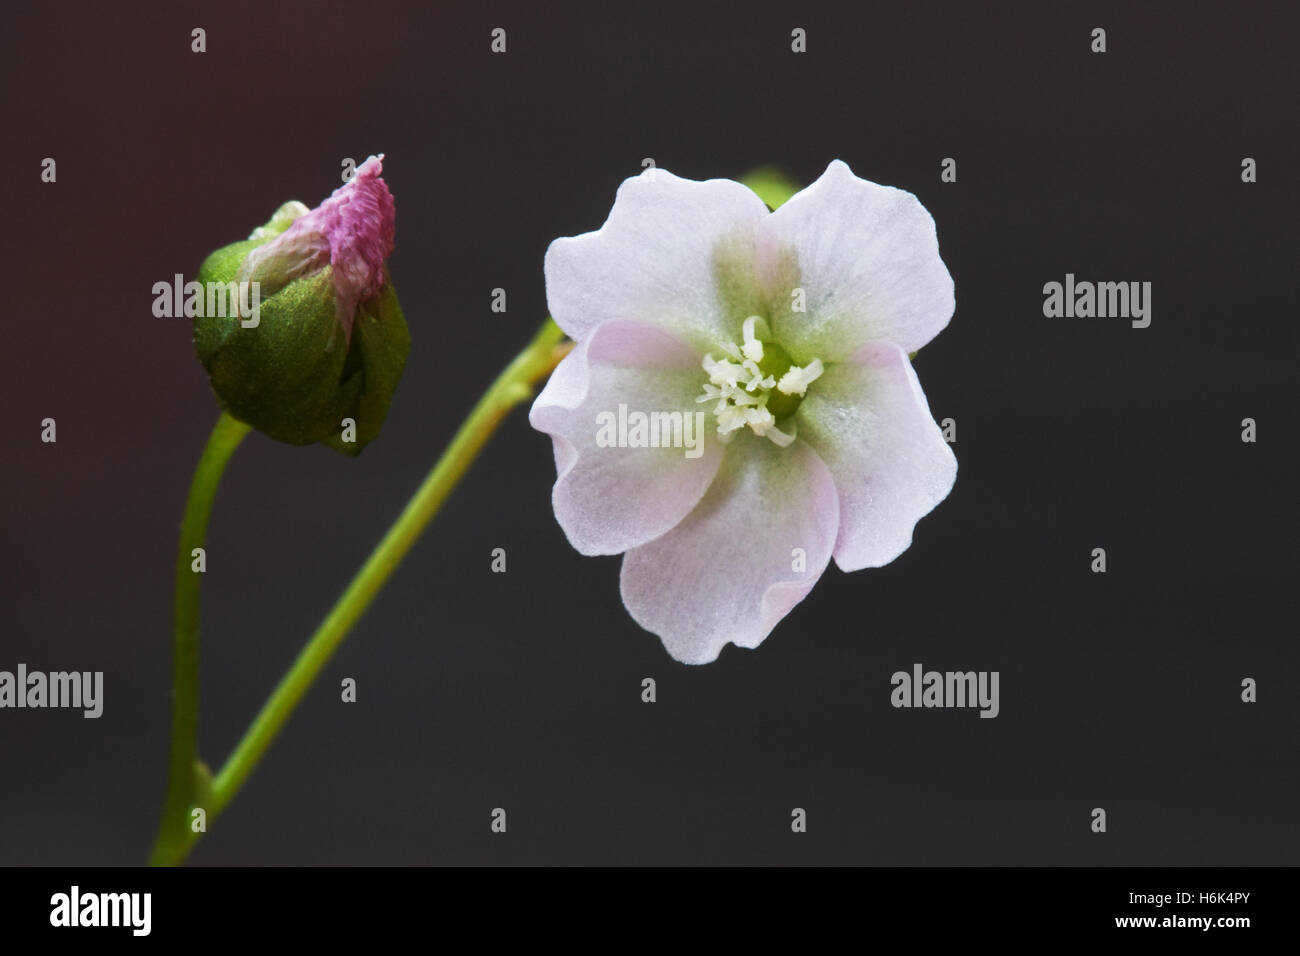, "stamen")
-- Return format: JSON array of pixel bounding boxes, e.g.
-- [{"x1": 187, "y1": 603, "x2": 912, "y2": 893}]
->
[
  {"x1": 740, "y1": 316, "x2": 764, "y2": 362},
  {"x1": 776, "y1": 358, "x2": 825, "y2": 397},
  {"x1": 766, "y1": 423, "x2": 796, "y2": 447},
  {"x1": 698, "y1": 327, "x2": 822, "y2": 447}
]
